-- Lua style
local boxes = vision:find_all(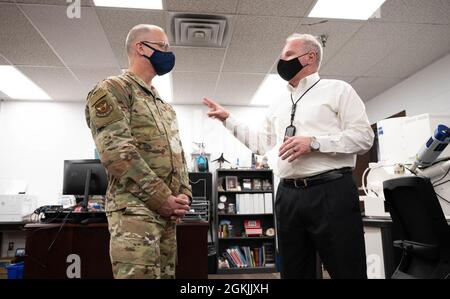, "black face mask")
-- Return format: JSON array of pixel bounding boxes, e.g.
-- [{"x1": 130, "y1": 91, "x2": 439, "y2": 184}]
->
[{"x1": 277, "y1": 53, "x2": 309, "y2": 81}]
